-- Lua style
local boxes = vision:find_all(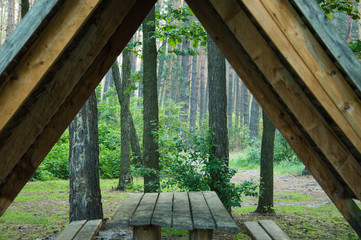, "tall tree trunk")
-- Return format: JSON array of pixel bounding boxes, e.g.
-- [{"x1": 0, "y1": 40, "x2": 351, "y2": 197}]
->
[
  {"x1": 143, "y1": 7, "x2": 159, "y2": 193},
  {"x1": 241, "y1": 83, "x2": 249, "y2": 128},
  {"x1": 207, "y1": 36, "x2": 230, "y2": 210},
  {"x1": 180, "y1": 39, "x2": 191, "y2": 132},
  {"x1": 199, "y1": 52, "x2": 207, "y2": 125},
  {"x1": 256, "y1": 111, "x2": 275, "y2": 213},
  {"x1": 6, "y1": 0, "x2": 15, "y2": 38},
  {"x1": 345, "y1": 0, "x2": 355, "y2": 43},
  {"x1": 112, "y1": 61, "x2": 142, "y2": 167},
  {"x1": 234, "y1": 76, "x2": 240, "y2": 129},
  {"x1": 227, "y1": 64, "x2": 233, "y2": 130},
  {"x1": 189, "y1": 53, "x2": 199, "y2": 132},
  {"x1": 117, "y1": 49, "x2": 132, "y2": 190},
  {"x1": 250, "y1": 96, "x2": 260, "y2": 138},
  {"x1": 69, "y1": 92, "x2": 103, "y2": 222}
]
